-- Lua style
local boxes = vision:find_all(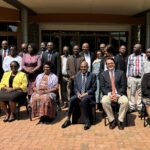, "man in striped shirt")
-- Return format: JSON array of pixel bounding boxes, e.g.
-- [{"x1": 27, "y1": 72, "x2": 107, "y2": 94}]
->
[{"x1": 127, "y1": 44, "x2": 146, "y2": 112}]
